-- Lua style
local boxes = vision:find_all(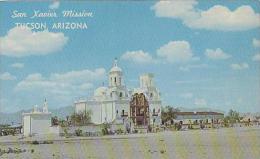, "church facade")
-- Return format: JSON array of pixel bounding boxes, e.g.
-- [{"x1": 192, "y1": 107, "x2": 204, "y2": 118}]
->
[{"x1": 74, "y1": 59, "x2": 162, "y2": 127}]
